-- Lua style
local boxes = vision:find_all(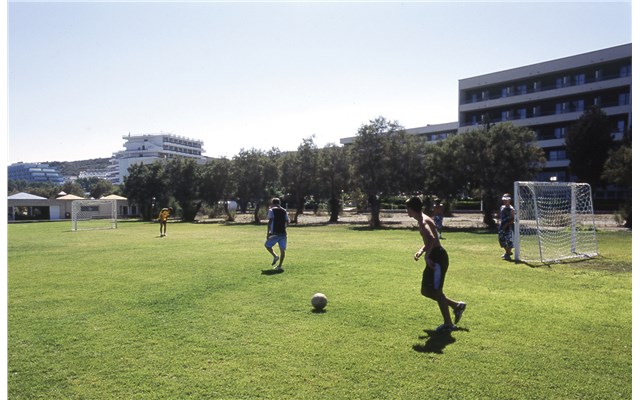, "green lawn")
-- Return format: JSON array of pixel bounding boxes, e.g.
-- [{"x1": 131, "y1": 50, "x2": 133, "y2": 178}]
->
[{"x1": 8, "y1": 221, "x2": 632, "y2": 399}]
